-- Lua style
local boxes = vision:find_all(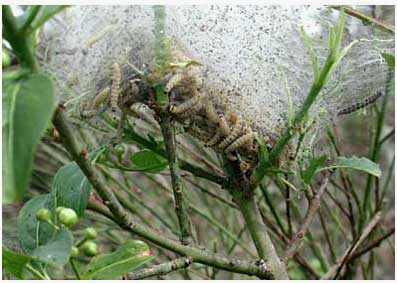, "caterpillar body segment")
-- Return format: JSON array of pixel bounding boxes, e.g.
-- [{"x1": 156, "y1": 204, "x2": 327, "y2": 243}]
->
[
  {"x1": 205, "y1": 130, "x2": 223, "y2": 147},
  {"x1": 218, "y1": 115, "x2": 231, "y2": 136},
  {"x1": 204, "y1": 99, "x2": 220, "y2": 124},
  {"x1": 170, "y1": 91, "x2": 201, "y2": 115},
  {"x1": 224, "y1": 129, "x2": 256, "y2": 161},
  {"x1": 110, "y1": 62, "x2": 121, "y2": 112},
  {"x1": 218, "y1": 115, "x2": 244, "y2": 150},
  {"x1": 337, "y1": 91, "x2": 383, "y2": 116},
  {"x1": 93, "y1": 86, "x2": 111, "y2": 109},
  {"x1": 165, "y1": 73, "x2": 184, "y2": 93}
]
